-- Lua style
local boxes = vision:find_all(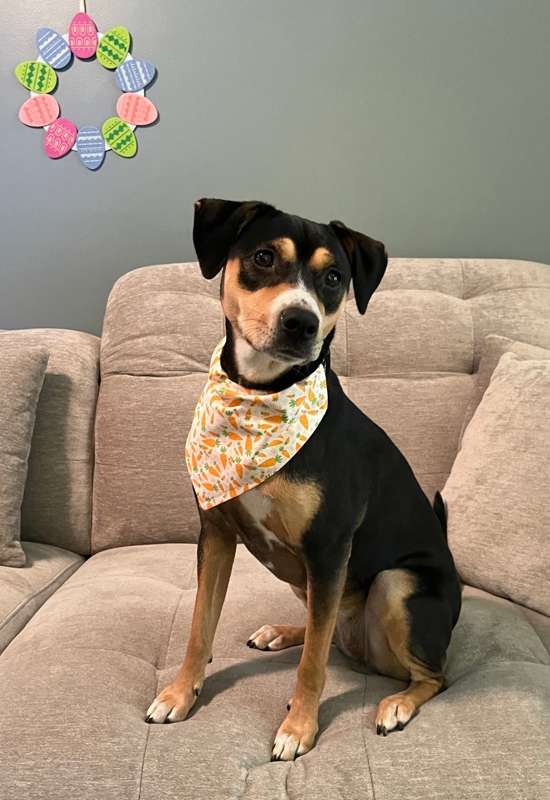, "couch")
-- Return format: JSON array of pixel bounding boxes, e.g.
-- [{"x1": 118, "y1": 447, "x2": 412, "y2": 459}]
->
[{"x1": 1, "y1": 258, "x2": 550, "y2": 800}]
